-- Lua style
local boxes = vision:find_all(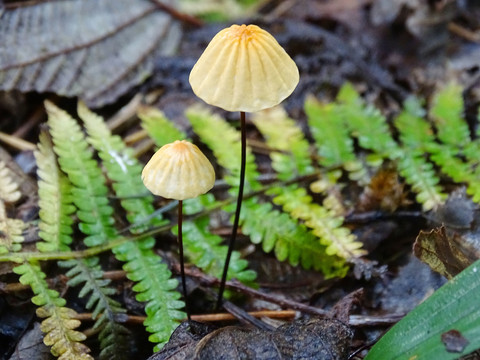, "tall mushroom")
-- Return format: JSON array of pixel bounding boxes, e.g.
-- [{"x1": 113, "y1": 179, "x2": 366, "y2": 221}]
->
[
  {"x1": 142, "y1": 140, "x2": 215, "y2": 320},
  {"x1": 189, "y1": 24, "x2": 299, "y2": 308}
]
